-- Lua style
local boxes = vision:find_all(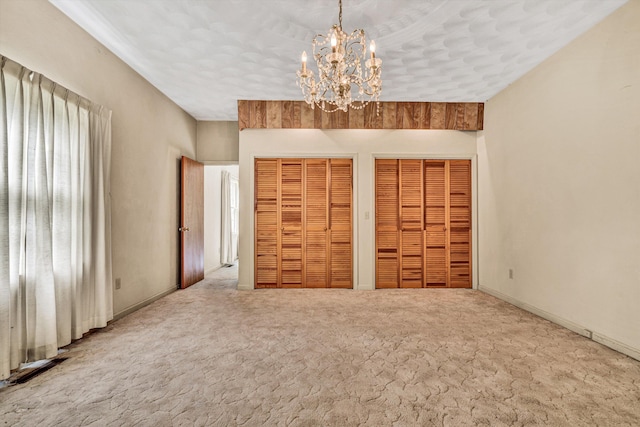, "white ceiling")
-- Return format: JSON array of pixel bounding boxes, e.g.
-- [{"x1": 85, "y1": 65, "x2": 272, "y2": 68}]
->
[{"x1": 50, "y1": 0, "x2": 627, "y2": 121}]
